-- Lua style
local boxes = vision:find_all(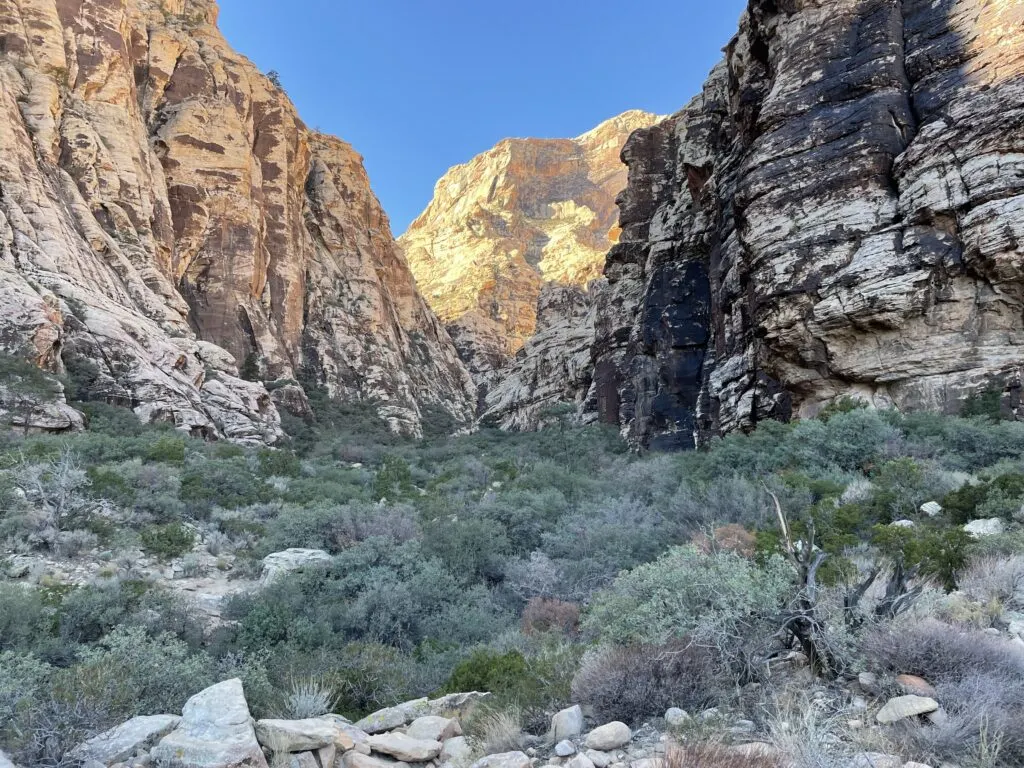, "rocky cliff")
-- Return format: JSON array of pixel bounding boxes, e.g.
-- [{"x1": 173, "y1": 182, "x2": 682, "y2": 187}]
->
[
  {"x1": 399, "y1": 111, "x2": 661, "y2": 378},
  {"x1": 588, "y1": 0, "x2": 1024, "y2": 450},
  {"x1": 0, "y1": 0, "x2": 474, "y2": 440}
]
